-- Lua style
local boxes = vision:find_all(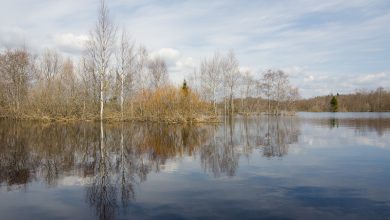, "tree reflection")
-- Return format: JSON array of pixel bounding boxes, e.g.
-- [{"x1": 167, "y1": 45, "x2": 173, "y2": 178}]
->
[
  {"x1": 329, "y1": 118, "x2": 339, "y2": 128},
  {"x1": 0, "y1": 122, "x2": 39, "y2": 191},
  {"x1": 260, "y1": 116, "x2": 300, "y2": 157},
  {"x1": 306, "y1": 117, "x2": 390, "y2": 136},
  {"x1": 0, "y1": 117, "x2": 302, "y2": 219},
  {"x1": 86, "y1": 121, "x2": 117, "y2": 220},
  {"x1": 199, "y1": 121, "x2": 239, "y2": 177}
]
